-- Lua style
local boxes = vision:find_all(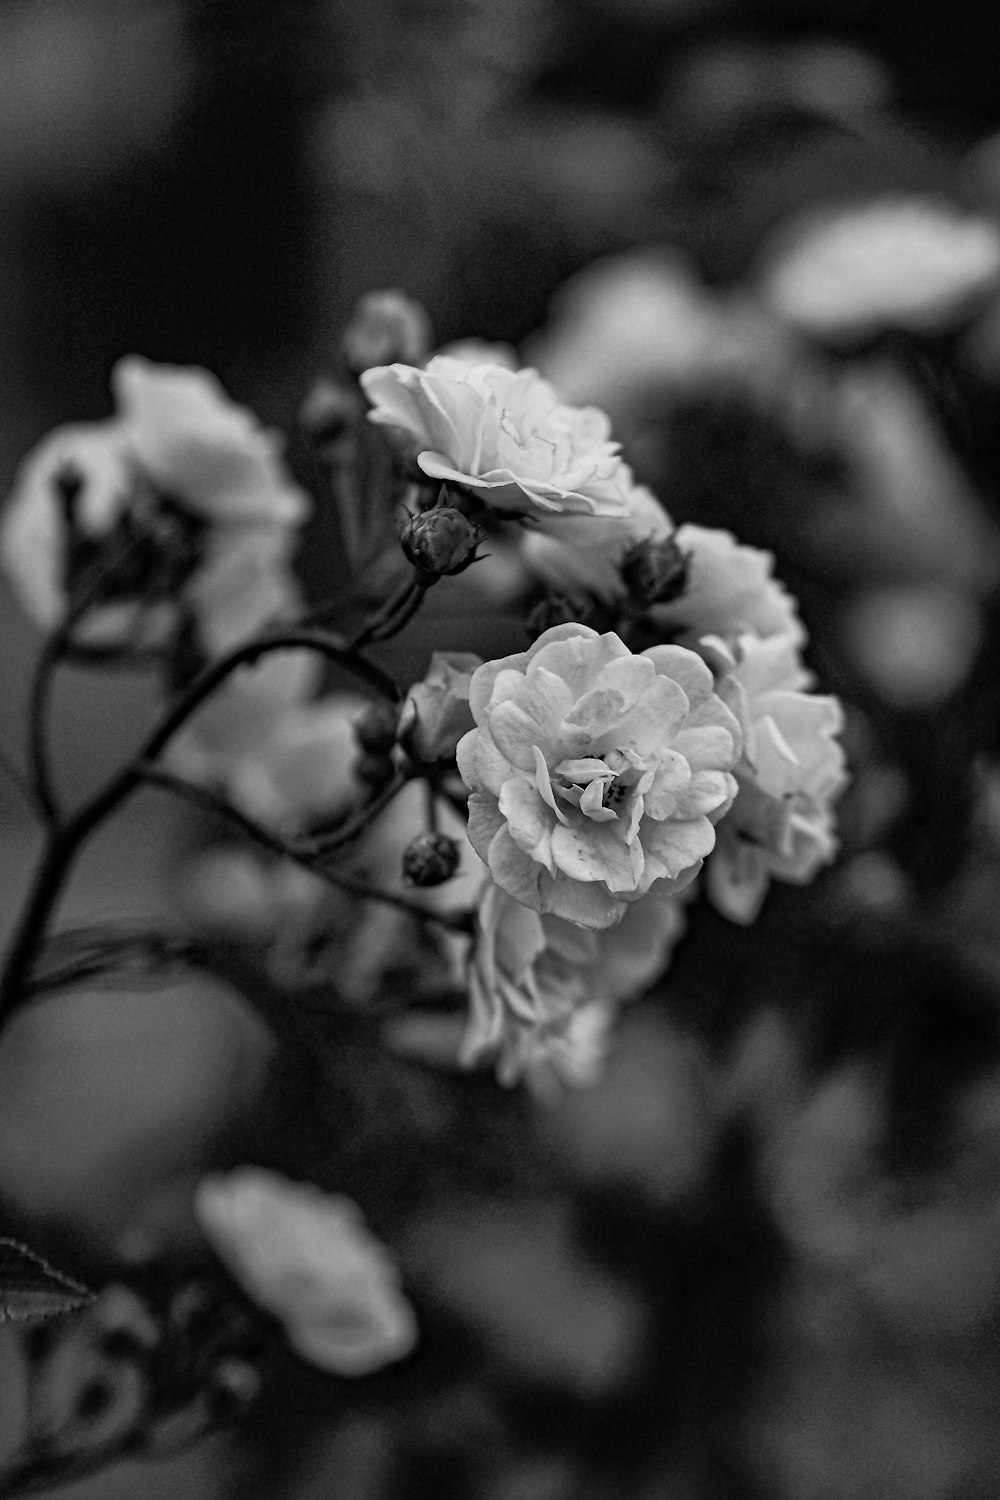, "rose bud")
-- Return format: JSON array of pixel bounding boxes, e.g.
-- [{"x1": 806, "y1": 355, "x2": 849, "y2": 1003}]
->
[
  {"x1": 402, "y1": 831, "x2": 461, "y2": 887},
  {"x1": 343, "y1": 290, "x2": 432, "y2": 375},
  {"x1": 399, "y1": 506, "x2": 484, "y2": 581},
  {"x1": 354, "y1": 700, "x2": 400, "y2": 757},
  {"x1": 620, "y1": 534, "x2": 690, "y2": 608}
]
